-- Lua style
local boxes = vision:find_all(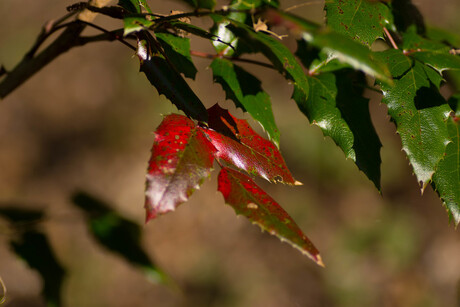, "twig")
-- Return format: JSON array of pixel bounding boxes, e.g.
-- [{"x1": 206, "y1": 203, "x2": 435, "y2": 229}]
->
[
  {"x1": 78, "y1": 21, "x2": 136, "y2": 49},
  {"x1": 190, "y1": 50, "x2": 275, "y2": 69},
  {"x1": 383, "y1": 27, "x2": 398, "y2": 50},
  {"x1": 78, "y1": 30, "x2": 136, "y2": 50}
]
